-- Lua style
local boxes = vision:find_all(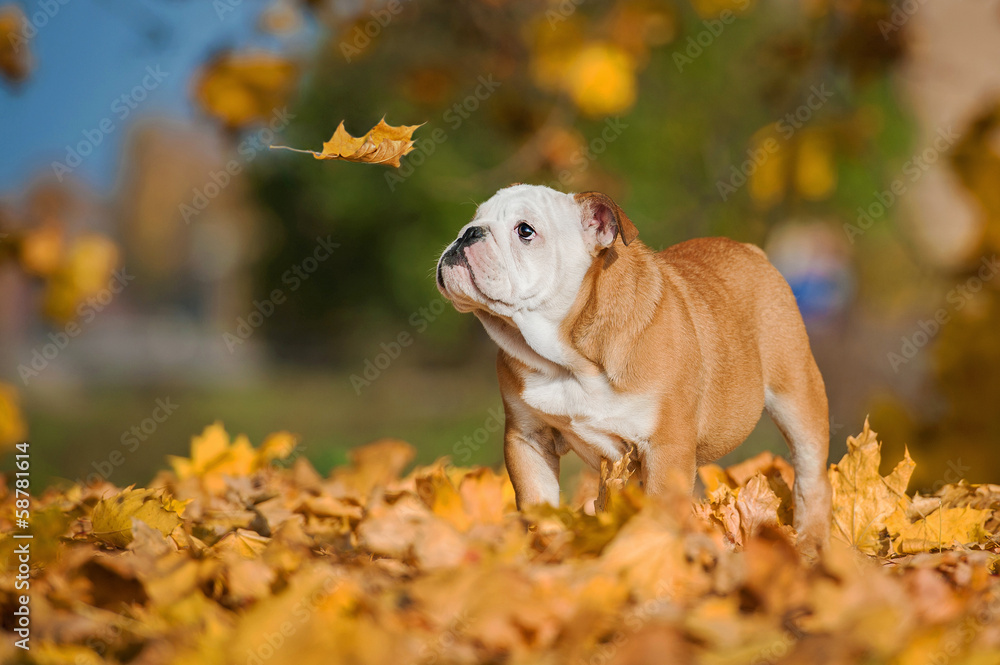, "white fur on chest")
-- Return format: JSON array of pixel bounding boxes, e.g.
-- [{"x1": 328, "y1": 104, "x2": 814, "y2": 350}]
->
[
  {"x1": 520, "y1": 369, "x2": 658, "y2": 467},
  {"x1": 478, "y1": 304, "x2": 658, "y2": 469}
]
